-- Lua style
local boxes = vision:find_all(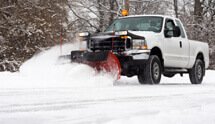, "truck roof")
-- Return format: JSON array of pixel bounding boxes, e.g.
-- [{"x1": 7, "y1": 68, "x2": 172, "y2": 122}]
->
[{"x1": 119, "y1": 15, "x2": 178, "y2": 20}]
